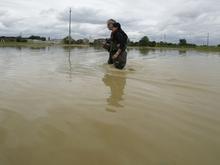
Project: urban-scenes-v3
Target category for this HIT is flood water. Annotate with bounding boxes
[0,46,220,165]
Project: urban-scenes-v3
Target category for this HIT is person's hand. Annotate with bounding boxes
[103,43,110,50]
[102,43,109,49]
[112,54,119,59]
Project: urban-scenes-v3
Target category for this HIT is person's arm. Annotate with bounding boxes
[112,33,126,59]
[112,50,122,59]
[103,39,111,52]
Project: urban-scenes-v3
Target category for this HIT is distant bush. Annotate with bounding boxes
[75,39,84,44]
[62,36,89,45]
[62,36,76,44]
[16,36,27,42]
[156,42,177,47]
[148,41,156,47]
[0,36,19,42]
[28,35,46,41]
[178,39,196,48]
[128,40,139,46]
[139,36,150,46]
[179,39,187,46]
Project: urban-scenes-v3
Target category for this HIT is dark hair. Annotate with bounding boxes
[107,19,116,24]
[113,22,121,30]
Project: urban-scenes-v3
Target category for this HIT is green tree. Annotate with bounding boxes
[179,39,187,46]
[28,35,46,41]
[62,36,75,44]
[16,36,27,42]
[149,41,156,47]
[139,36,150,46]
[76,39,84,44]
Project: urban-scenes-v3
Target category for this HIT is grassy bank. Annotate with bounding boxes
[0,41,90,48]
[0,42,53,48]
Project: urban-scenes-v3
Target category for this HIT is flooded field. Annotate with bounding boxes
[0,47,220,165]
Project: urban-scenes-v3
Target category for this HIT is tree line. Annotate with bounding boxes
[1,35,220,48]
[128,36,197,48]
[0,35,47,42]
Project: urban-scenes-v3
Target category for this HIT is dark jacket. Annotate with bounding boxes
[111,29,128,52]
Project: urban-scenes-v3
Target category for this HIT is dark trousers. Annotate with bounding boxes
[108,51,127,70]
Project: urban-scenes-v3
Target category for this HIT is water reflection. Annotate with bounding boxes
[179,50,187,55]
[67,48,73,80]
[138,48,150,56]
[103,70,127,112]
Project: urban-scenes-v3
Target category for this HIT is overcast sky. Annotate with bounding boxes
[0,0,220,44]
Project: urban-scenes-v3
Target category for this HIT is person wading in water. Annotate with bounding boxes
[103,20,128,69]
[103,19,117,65]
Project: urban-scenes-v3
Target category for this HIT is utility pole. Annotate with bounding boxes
[207,32,209,46]
[68,8,72,45]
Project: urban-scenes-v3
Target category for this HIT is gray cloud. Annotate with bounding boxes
[0,0,220,44]
[58,7,106,24]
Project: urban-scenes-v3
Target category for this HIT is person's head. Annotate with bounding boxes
[112,22,121,32]
[107,19,116,30]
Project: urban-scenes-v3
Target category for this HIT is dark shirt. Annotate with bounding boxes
[112,29,128,51]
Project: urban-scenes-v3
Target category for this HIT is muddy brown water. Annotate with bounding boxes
[0,47,220,165]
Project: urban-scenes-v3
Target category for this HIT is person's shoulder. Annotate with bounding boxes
[118,30,128,40]
[116,31,124,37]
[121,30,128,38]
